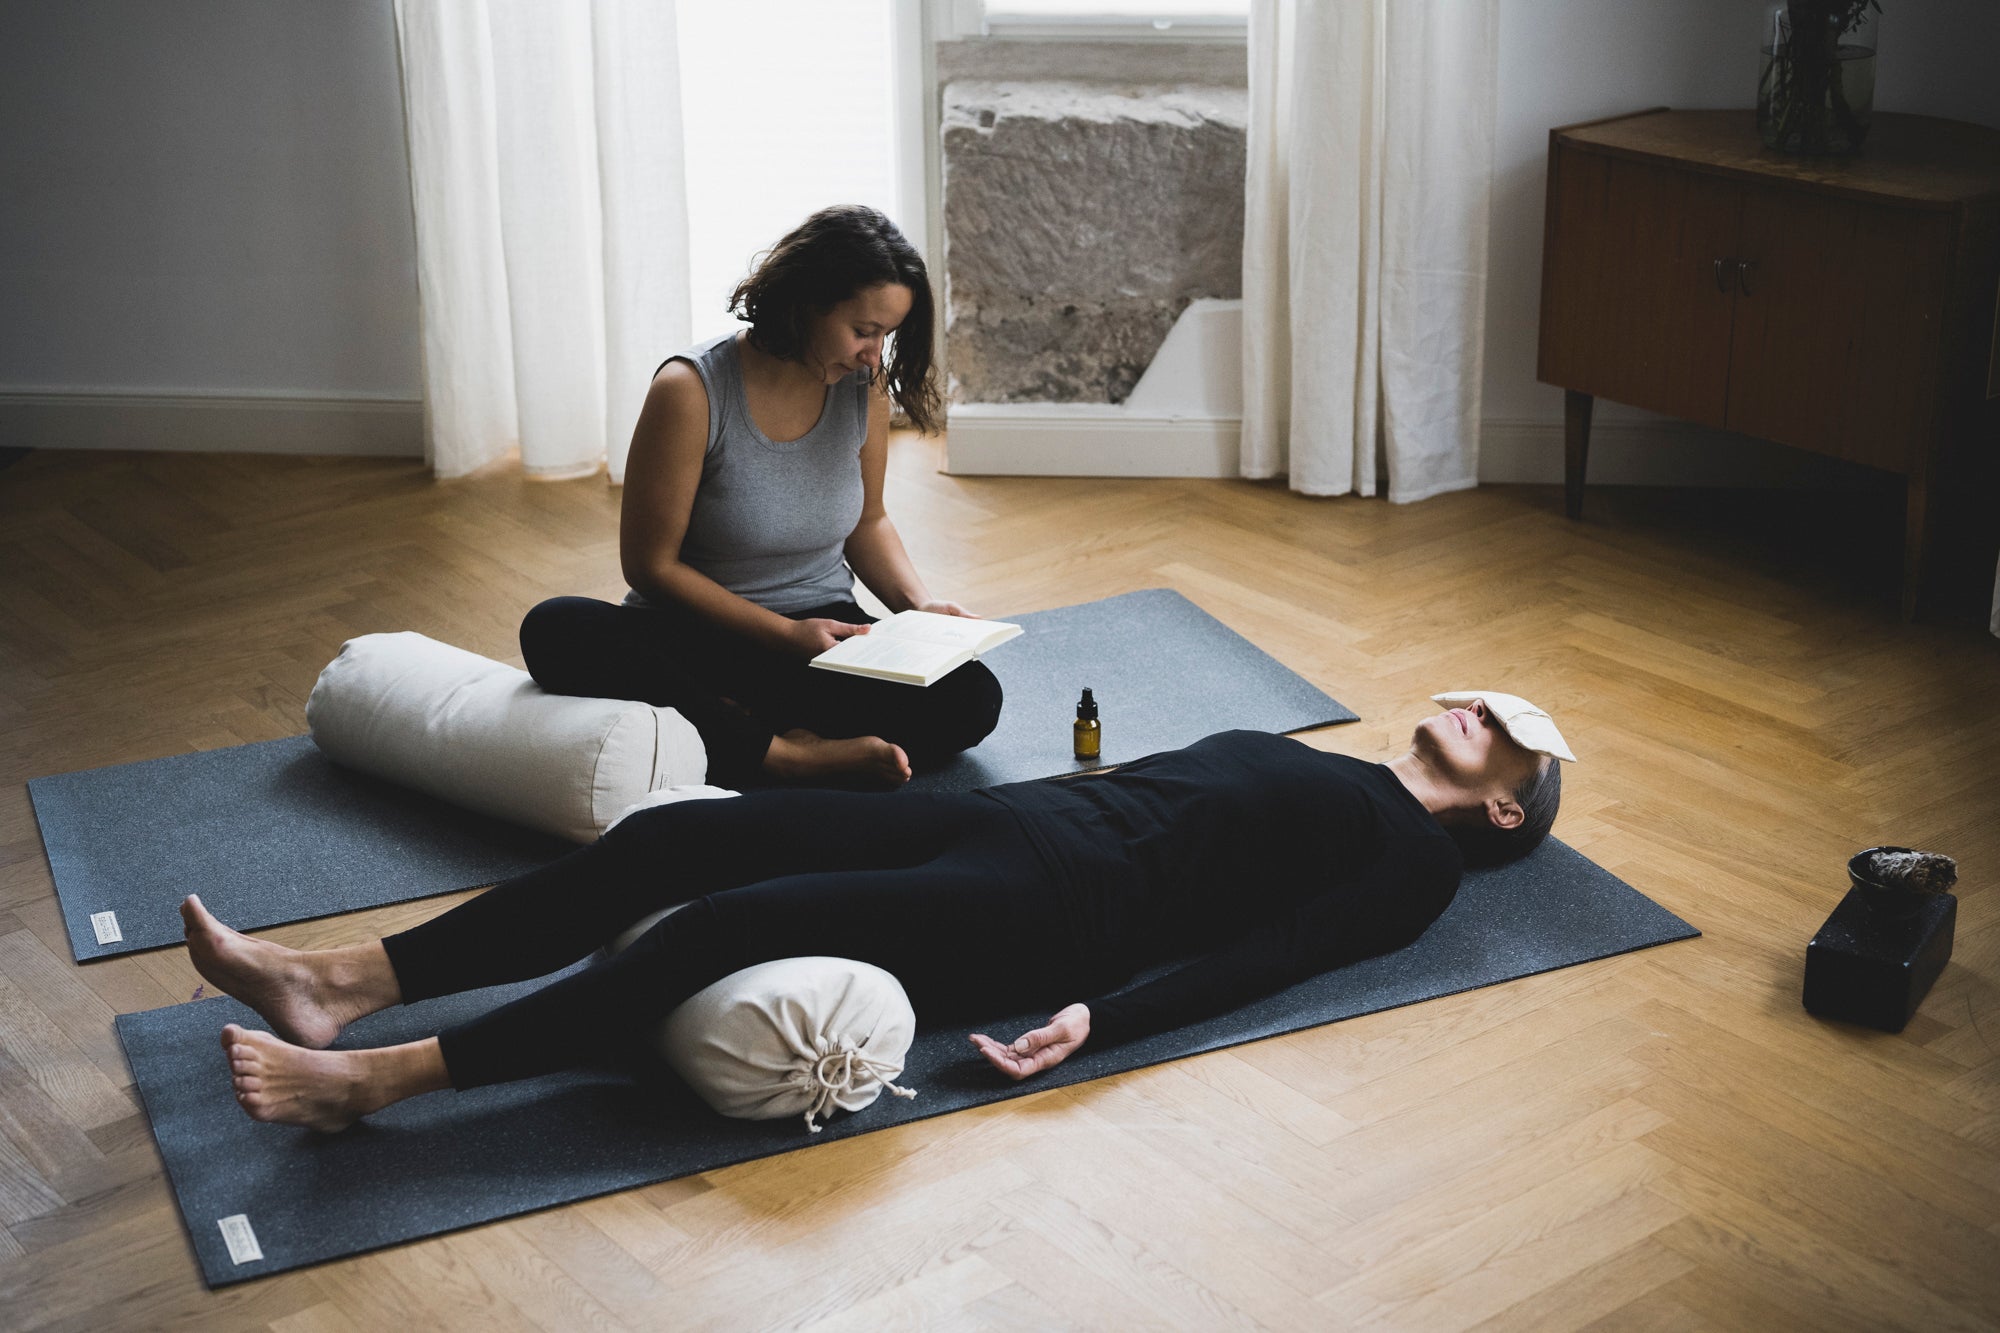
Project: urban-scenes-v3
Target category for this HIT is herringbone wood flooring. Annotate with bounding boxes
[0,436,1995,1330]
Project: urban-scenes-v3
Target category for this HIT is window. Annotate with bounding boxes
[676,3,907,344]
[975,0,1248,40]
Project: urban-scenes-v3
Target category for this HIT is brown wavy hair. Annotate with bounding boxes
[729,205,942,434]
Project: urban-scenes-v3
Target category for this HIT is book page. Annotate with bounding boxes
[813,632,964,681]
[873,610,1022,653]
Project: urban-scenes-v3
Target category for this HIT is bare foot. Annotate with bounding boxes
[219,1024,450,1132]
[220,1024,370,1132]
[181,895,377,1049]
[763,730,912,786]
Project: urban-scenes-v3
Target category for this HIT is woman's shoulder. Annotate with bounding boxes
[648,333,741,446]
[655,330,739,385]
[842,370,882,449]
[645,357,709,417]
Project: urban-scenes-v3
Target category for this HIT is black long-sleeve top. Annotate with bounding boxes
[978,730,1462,1048]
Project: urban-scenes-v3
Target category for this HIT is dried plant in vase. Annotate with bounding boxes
[1758,1,1881,154]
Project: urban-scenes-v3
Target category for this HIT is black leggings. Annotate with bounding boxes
[380,789,1103,1090]
[519,595,1004,788]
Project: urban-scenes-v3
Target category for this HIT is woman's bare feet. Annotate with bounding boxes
[181,895,398,1049]
[763,729,912,786]
[220,1024,449,1132]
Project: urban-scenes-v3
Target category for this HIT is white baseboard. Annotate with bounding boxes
[0,389,424,457]
[943,403,1240,477]
[942,405,1884,488]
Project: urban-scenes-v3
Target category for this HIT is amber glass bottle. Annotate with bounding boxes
[1073,688,1100,761]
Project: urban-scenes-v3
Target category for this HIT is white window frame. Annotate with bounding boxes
[937,0,1247,42]
[891,1,947,371]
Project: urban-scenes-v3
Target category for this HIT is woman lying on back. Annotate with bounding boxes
[180,695,1570,1130]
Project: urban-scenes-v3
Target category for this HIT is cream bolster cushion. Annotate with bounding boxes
[305,631,707,845]
[610,913,918,1135]
[662,955,918,1134]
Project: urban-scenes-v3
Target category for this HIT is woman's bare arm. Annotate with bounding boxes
[621,362,870,658]
[842,382,974,618]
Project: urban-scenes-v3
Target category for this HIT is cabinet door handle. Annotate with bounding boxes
[1736,258,1759,296]
[1714,257,1733,293]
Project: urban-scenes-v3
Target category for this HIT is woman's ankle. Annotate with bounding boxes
[318,943,403,1024]
[360,1038,452,1115]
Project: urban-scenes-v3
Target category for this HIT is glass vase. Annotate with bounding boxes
[1758,2,1879,155]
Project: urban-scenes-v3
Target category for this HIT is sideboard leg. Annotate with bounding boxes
[1564,390,1594,519]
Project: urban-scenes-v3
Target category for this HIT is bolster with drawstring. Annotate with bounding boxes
[637,954,918,1134]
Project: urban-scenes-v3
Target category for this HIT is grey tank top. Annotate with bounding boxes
[634,330,869,614]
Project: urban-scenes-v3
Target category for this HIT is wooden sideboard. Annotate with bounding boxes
[1537,108,2000,617]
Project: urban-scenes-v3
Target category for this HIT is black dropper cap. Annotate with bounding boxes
[1076,688,1097,720]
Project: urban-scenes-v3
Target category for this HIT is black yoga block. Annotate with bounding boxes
[1803,886,1955,1033]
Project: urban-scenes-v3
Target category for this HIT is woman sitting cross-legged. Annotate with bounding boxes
[181,697,1568,1132]
[521,204,997,791]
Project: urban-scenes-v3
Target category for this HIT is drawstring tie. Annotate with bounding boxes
[797,1037,916,1134]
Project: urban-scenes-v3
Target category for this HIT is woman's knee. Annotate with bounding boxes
[519,596,612,690]
[922,662,1003,751]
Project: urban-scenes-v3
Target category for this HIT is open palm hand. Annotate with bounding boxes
[969,1004,1091,1081]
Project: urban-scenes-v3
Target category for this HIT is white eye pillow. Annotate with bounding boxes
[1430,690,1577,762]
[306,631,707,844]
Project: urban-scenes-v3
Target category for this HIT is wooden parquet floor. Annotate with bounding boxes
[0,436,1996,1331]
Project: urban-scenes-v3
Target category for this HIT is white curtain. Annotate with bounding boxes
[1243,0,1496,502]
[393,0,690,482]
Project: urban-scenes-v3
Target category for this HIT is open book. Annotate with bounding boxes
[808,610,1022,687]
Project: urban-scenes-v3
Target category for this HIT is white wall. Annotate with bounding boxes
[8,1,1995,472]
[1483,0,2000,485]
[0,0,419,400]
[0,0,913,457]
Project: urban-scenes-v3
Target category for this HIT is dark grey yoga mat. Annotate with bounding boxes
[34,589,1350,959]
[30,736,571,963]
[118,838,1696,1287]
[905,588,1355,794]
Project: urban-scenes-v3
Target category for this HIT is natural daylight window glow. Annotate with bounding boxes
[984,0,1247,20]
[676,2,904,344]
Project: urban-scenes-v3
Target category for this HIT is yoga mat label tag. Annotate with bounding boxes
[90,911,122,945]
[218,1213,264,1265]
